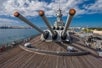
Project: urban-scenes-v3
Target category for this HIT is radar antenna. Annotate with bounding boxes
[58,0,61,10]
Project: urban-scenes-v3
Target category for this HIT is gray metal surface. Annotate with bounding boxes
[14,12,44,34]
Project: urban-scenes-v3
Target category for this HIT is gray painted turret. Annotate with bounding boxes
[14,8,76,42]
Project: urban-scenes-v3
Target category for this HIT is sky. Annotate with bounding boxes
[0,0,102,27]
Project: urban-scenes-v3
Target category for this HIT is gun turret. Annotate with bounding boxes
[14,9,76,42]
[62,9,76,40]
[39,10,57,40]
[14,12,44,34]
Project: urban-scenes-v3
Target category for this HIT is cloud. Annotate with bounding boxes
[84,0,102,14]
[1,0,84,16]
[0,0,102,17]
[2,0,48,16]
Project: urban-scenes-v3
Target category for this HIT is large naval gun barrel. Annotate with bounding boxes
[62,9,76,37]
[14,12,44,34]
[39,10,55,36]
[39,10,58,40]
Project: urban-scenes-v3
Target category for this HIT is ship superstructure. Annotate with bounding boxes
[54,9,64,28]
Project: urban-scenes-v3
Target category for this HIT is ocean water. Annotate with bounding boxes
[0,29,39,45]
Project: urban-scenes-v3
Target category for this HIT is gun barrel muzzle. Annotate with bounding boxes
[39,10,55,36]
[69,9,76,16]
[62,9,76,36]
[14,12,44,34]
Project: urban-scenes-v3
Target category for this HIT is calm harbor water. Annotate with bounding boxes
[0,29,39,45]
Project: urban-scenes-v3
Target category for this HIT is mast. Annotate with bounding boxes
[54,0,64,28]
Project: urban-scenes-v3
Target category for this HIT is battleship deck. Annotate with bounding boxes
[0,35,102,68]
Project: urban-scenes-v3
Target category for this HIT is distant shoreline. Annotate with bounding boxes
[0,28,32,29]
[0,26,31,29]
[88,27,102,31]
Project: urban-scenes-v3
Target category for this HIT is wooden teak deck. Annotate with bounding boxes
[0,35,102,68]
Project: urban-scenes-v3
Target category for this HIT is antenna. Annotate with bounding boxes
[58,0,61,9]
